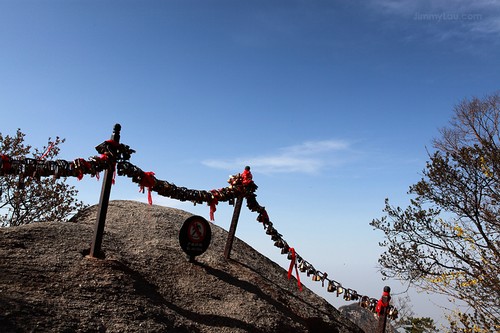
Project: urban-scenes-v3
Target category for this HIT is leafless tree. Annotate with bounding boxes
[371,92,499,332]
[0,129,86,227]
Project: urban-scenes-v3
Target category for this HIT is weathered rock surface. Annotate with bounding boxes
[340,302,396,333]
[0,200,363,333]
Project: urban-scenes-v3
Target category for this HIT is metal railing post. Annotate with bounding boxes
[224,196,243,259]
[89,124,121,258]
[376,286,391,333]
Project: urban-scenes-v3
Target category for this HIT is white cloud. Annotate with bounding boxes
[202,139,351,175]
[471,16,500,35]
[281,140,349,155]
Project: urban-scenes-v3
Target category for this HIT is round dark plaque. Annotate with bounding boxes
[179,215,212,259]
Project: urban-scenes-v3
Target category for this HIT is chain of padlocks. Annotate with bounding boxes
[0,138,398,320]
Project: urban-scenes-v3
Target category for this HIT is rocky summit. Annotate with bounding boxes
[0,200,364,333]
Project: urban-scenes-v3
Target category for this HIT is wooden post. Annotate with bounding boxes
[376,286,391,333]
[89,124,121,258]
[377,311,388,333]
[224,196,243,259]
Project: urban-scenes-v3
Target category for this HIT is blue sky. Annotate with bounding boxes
[1,0,499,327]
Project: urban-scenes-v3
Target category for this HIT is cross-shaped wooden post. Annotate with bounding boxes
[89,124,121,258]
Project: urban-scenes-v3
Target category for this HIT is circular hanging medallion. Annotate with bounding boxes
[179,215,212,258]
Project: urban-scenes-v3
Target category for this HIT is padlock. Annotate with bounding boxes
[320,273,328,287]
[327,281,335,292]
[345,289,358,301]
[336,285,344,297]
[343,289,351,301]
[312,273,322,282]
[14,159,24,175]
[55,159,70,178]
[197,191,204,204]
[116,161,126,176]
[45,160,57,177]
[94,141,108,155]
[257,209,269,224]
[368,298,378,312]
[350,290,359,301]
[298,261,307,273]
[21,158,35,178]
[118,143,135,160]
[280,243,289,254]
[360,296,370,308]
[34,160,46,177]
[388,306,398,320]
[262,220,271,230]
[34,160,44,177]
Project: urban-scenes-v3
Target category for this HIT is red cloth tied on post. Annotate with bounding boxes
[74,158,92,181]
[376,291,391,316]
[94,154,111,181]
[139,171,156,205]
[287,248,302,291]
[241,167,253,185]
[0,154,11,173]
[95,154,113,181]
[209,190,219,221]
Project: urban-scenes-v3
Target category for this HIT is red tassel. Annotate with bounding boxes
[241,167,253,185]
[38,142,54,160]
[376,291,391,315]
[139,171,156,205]
[209,190,219,221]
[0,154,11,172]
[73,158,93,181]
[287,248,302,291]
[94,154,109,182]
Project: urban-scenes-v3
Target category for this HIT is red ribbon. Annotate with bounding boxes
[0,155,11,172]
[241,169,253,185]
[74,158,92,181]
[139,171,156,205]
[38,142,54,160]
[94,154,110,181]
[209,190,219,221]
[376,291,391,315]
[287,248,302,291]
